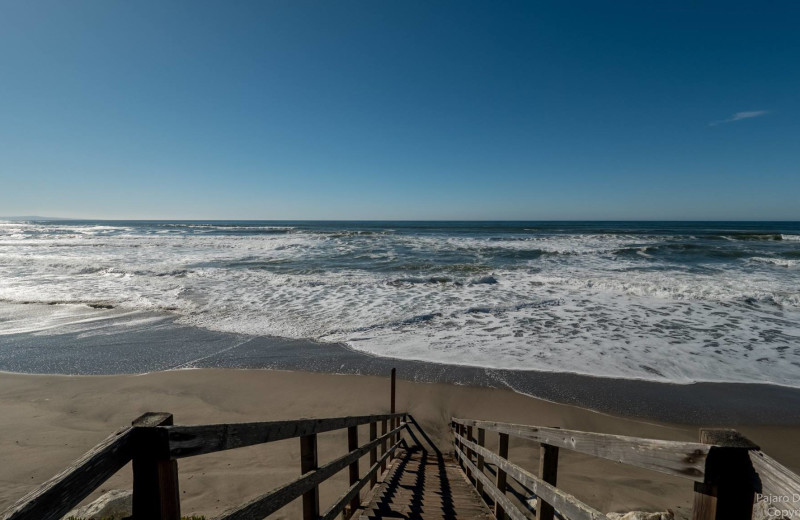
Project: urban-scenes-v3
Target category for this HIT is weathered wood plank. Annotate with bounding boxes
[0,427,134,520]
[133,412,174,428]
[217,423,406,520]
[453,418,710,482]
[168,413,405,458]
[751,450,800,500]
[357,448,493,520]
[456,433,609,520]
[454,443,527,520]
[700,429,759,450]
[320,438,403,520]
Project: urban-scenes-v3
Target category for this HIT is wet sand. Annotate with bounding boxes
[1,369,798,519]
[3,309,800,425]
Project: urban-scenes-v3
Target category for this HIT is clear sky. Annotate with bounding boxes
[1,1,798,220]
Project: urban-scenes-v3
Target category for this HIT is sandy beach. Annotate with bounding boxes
[3,1,799,517]
[1,368,798,519]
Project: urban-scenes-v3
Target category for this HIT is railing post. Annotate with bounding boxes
[346,425,360,518]
[457,424,465,470]
[131,412,180,520]
[495,432,509,520]
[692,429,758,520]
[466,426,474,481]
[300,433,319,520]
[390,368,396,453]
[476,427,486,498]
[538,443,559,520]
[370,421,378,488]
[380,419,388,473]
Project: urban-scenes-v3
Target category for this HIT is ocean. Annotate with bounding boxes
[1,220,798,387]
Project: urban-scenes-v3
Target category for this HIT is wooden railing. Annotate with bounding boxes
[1,370,406,520]
[452,418,800,520]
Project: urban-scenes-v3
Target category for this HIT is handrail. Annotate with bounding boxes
[453,447,527,520]
[217,421,407,519]
[750,450,800,499]
[2,369,407,520]
[3,414,410,520]
[453,417,710,481]
[454,432,609,520]
[0,427,135,520]
[452,418,799,520]
[166,413,407,459]
[320,438,404,520]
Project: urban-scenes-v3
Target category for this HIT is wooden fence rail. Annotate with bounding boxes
[217,422,406,520]
[0,427,135,520]
[453,418,712,481]
[750,450,800,500]
[1,370,406,520]
[167,413,405,459]
[452,418,800,520]
[454,432,609,520]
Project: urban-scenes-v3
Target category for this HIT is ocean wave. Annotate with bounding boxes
[748,257,799,268]
[720,233,785,241]
[1,220,799,386]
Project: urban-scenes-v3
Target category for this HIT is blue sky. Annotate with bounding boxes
[1,1,798,220]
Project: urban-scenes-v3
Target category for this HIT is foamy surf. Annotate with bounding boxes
[0,220,798,387]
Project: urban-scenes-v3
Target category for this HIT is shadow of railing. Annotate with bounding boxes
[361,416,460,520]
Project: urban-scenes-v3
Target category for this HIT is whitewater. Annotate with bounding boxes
[0,220,798,387]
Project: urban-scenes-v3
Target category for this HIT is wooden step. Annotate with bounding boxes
[356,447,493,520]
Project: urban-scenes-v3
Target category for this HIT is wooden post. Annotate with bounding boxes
[380,419,388,473]
[300,434,319,520]
[467,425,474,460]
[454,424,460,464]
[369,421,378,488]
[495,432,509,520]
[691,429,758,520]
[390,368,397,451]
[465,426,474,481]
[538,443,559,520]
[457,424,465,470]
[476,427,486,498]
[131,412,180,520]
[346,425,360,518]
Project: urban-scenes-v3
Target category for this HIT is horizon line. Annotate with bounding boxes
[3,217,800,223]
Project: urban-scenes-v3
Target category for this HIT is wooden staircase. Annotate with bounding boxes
[358,447,492,520]
[3,368,799,520]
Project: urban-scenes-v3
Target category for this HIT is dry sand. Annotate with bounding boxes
[1,369,798,519]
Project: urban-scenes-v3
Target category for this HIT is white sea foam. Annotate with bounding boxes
[1,221,799,386]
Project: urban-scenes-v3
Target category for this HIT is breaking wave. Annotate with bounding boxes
[0,219,799,387]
